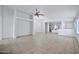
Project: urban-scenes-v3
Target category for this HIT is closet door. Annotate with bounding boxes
[15,10,33,37]
[2,6,15,39]
[15,19,32,37]
[0,6,2,40]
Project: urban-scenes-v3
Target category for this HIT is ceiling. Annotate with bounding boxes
[7,5,79,21]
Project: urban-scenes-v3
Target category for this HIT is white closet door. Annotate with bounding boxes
[2,6,14,39]
[15,19,32,37]
[0,15,2,40]
[0,6,2,40]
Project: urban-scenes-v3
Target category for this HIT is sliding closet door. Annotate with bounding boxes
[15,9,33,37]
[0,6,2,40]
[2,6,15,39]
[15,19,33,37]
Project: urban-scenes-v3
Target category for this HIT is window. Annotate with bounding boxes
[75,19,79,34]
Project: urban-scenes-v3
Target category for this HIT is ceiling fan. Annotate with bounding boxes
[32,9,45,17]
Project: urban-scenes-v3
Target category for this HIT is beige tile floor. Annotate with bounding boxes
[0,33,79,54]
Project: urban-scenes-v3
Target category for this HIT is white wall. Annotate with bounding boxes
[30,22,33,34]
[15,19,33,37]
[15,9,33,37]
[45,18,75,36]
[2,6,15,38]
[33,16,75,34]
[0,6,2,40]
[64,21,74,29]
[1,5,77,38]
[58,21,75,36]
[33,16,45,34]
[2,6,33,38]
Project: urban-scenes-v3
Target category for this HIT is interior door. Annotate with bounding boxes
[45,23,48,33]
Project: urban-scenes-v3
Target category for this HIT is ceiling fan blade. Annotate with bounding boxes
[32,9,45,17]
[37,11,40,13]
[38,14,44,16]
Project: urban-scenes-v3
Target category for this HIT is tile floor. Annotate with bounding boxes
[0,33,79,54]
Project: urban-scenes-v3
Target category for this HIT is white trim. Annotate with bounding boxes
[13,9,16,39]
[16,17,33,22]
[77,19,79,34]
[0,16,2,40]
[0,6,2,40]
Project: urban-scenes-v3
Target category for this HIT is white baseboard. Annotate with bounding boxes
[2,34,32,40]
[2,37,14,40]
[16,34,32,38]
